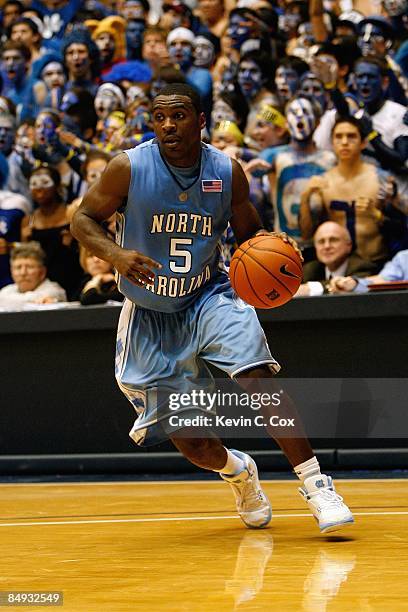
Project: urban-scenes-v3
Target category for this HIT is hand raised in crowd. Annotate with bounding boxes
[58,129,85,151]
[112,249,162,288]
[108,126,126,151]
[309,55,338,89]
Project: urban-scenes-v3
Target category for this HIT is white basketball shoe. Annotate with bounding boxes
[221,449,272,529]
[299,474,354,533]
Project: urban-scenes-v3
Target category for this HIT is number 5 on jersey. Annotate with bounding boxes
[169,238,193,273]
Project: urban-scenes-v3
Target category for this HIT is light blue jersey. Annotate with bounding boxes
[114,139,279,446]
[118,140,232,312]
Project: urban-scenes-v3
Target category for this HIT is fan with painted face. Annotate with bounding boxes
[285,96,319,142]
[94,83,125,120]
[194,36,216,69]
[299,73,328,114]
[357,17,394,58]
[40,61,66,90]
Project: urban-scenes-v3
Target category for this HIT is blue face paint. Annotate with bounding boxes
[126,20,145,50]
[299,77,327,113]
[168,42,192,70]
[219,63,237,94]
[358,23,387,56]
[278,12,301,33]
[237,60,263,100]
[0,125,14,154]
[286,98,317,141]
[129,107,151,133]
[228,15,251,50]
[35,115,57,146]
[355,62,383,104]
[275,66,299,103]
[0,52,26,86]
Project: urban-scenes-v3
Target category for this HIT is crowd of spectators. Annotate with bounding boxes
[0,0,407,309]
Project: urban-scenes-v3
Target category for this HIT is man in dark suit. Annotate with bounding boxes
[295,221,378,296]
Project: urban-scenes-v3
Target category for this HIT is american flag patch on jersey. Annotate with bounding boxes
[202,179,223,192]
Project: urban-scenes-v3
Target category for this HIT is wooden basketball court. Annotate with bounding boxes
[1,478,407,611]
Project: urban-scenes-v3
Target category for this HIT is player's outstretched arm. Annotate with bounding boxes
[71,153,161,287]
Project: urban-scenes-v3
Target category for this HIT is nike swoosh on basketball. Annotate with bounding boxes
[280,264,300,279]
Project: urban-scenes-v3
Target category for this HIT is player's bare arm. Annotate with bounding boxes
[230,160,303,260]
[71,153,161,287]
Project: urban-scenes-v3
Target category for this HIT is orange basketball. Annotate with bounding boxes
[229,235,303,309]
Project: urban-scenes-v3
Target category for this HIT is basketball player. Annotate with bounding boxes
[71,83,353,533]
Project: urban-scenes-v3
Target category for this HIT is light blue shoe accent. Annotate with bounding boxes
[299,474,354,534]
[221,449,272,529]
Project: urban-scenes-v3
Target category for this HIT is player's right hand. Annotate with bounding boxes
[113,249,162,287]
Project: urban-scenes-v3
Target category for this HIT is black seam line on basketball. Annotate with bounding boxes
[244,251,292,295]
[239,258,271,306]
[239,237,302,275]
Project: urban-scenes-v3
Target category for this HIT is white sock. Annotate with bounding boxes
[217,448,245,475]
[294,456,321,483]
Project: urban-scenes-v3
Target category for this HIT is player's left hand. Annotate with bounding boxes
[256,230,304,262]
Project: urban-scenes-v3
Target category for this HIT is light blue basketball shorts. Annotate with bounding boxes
[115,277,280,446]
